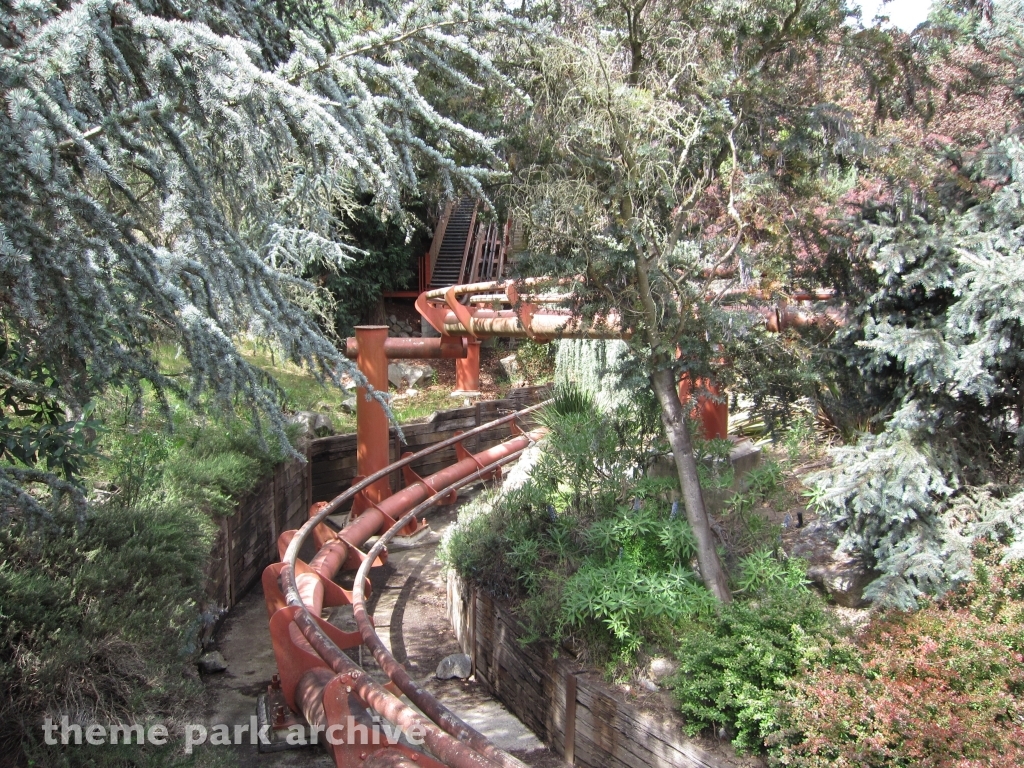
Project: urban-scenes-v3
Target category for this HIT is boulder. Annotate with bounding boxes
[499,354,524,386]
[340,396,357,414]
[807,552,876,608]
[388,362,433,389]
[649,656,679,682]
[435,653,473,680]
[197,651,227,674]
[287,411,320,448]
[288,410,335,441]
[312,413,333,437]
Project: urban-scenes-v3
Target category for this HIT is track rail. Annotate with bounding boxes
[264,401,550,768]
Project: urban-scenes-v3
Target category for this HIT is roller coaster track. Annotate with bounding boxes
[263,403,550,768]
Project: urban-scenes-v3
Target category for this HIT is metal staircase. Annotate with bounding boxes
[428,198,478,289]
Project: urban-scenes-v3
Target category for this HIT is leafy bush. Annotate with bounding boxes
[308,204,428,336]
[556,502,715,660]
[773,551,1024,767]
[670,565,848,753]
[514,339,557,384]
[444,387,808,677]
[1,333,98,527]
[95,396,291,518]
[0,389,293,766]
[439,482,551,601]
[443,388,697,661]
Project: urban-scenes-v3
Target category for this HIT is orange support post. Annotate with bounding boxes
[678,374,729,440]
[453,337,481,395]
[355,326,392,502]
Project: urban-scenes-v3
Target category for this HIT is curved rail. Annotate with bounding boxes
[415,278,625,341]
[350,450,533,767]
[269,401,550,768]
[415,277,843,340]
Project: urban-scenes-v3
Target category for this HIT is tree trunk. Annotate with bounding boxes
[651,367,732,603]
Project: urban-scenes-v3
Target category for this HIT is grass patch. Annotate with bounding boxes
[1,487,223,766]
[1,372,299,766]
[157,342,486,436]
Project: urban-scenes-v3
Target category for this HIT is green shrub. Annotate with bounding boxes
[671,572,849,753]
[439,483,551,600]
[514,340,557,383]
[96,396,291,518]
[0,388,294,766]
[443,389,700,663]
[445,385,816,681]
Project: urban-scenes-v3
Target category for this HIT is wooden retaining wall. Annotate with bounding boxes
[206,455,311,609]
[309,385,550,505]
[446,574,739,768]
[207,384,550,609]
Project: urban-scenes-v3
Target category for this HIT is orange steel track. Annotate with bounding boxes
[264,404,548,768]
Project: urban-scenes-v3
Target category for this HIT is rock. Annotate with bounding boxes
[388,362,433,389]
[312,413,333,437]
[806,549,876,608]
[646,453,676,482]
[197,651,227,674]
[388,314,397,324]
[729,439,762,480]
[435,653,473,680]
[289,410,317,435]
[199,606,226,650]
[639,679,660,692]
[649,656,678,682]
[287,411,320,448]
[421,318,441,338]
[288,410,335,440]
[340,396,357,414]
[499,354,521,382]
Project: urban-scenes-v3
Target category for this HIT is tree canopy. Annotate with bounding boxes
[0,0,521,523]
[503,0,912,599]
[810,0,1024,607]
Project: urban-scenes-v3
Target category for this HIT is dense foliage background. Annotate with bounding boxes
[3,0,1024,765]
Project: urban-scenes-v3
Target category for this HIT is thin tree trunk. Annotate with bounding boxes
[651,367,732,603]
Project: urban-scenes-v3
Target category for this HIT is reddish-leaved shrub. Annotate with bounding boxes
[772,552,1024,767]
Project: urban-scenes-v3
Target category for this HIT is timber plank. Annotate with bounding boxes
[311,465,360,486]
[445,573,737,768]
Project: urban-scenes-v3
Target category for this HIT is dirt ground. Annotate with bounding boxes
[384,298,532,399]
[202,492,566,768]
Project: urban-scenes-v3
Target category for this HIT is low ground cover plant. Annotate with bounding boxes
[1,488,217,765]
[672,572,851,753]
[772,546,1024,767]
[1,385,292,766]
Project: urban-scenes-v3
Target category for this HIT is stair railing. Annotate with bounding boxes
[426,199,455,287]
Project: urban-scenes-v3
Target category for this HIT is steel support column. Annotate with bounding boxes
[454,338,481,395]
[355,326,392,502]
